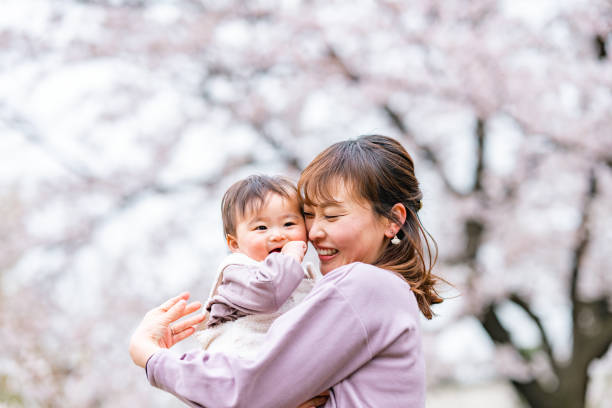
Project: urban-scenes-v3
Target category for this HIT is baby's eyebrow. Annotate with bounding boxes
[249,213,301,223]
[281,213,303,220]
[247,214,269,223]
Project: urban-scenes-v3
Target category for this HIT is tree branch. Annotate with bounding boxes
[563,168,612,407]
[473,117,485,192]
[509,293,559,374]
[38,153,255,254]
[570,169,597,308]
[511,379,558,408]
[594,34,608,60]
[326,46,360,83]
[251,122,303,172]
[324,45,469,198]
[2,104,100,184]
[480,303,512,344]
[382,104,467,198]
[480,302,562,408]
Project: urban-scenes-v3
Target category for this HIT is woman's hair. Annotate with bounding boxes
[298,135,443,319]
[222,175,298,237]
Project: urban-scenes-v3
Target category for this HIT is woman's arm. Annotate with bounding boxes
[143,283,373,408]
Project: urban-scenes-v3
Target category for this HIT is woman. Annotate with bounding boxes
[129,135,443,407]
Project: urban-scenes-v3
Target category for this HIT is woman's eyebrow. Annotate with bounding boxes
[306,202,343,210]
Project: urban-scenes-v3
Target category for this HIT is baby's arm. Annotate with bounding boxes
[207,250,305,325]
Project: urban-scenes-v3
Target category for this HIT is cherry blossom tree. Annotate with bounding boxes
[1,0,610,406]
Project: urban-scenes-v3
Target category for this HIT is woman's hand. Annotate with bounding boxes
[296,390,331,408]
[129,292,206,368]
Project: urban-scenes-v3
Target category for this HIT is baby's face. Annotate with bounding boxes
[227,193,307,261]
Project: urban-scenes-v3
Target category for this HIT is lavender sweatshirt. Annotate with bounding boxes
[146,261,425,408]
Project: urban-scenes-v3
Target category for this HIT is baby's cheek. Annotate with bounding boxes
[297,227,308,240]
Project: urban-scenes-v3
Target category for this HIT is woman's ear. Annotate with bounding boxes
[226,234,240,253]
[384,203,407,238]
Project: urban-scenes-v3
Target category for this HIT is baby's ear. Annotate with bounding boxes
[226,234,240,253]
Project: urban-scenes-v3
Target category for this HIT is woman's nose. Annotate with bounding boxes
[307,220,325,240]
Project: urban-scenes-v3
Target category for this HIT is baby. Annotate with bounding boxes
[196,175,316,358]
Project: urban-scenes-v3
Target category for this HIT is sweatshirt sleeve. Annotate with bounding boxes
[206,253,304,326]
[146,279,374,408]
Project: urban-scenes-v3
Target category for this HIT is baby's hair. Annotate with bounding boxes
[299,135,443,319]
[222,175,299,238]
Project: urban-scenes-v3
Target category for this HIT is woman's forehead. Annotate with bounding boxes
[302,180,370,208]
[303,177,346,202]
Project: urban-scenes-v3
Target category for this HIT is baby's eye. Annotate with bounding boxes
[284,221,296,227]
[254,225,267,231]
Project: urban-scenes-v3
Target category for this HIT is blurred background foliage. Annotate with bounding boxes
[1,0,611,407]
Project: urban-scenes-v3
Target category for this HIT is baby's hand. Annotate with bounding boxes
[281,241,307,263]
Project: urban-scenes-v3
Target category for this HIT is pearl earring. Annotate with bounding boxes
[391,235,401,245]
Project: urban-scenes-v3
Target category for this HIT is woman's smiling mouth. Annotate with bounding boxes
[315,247,338,256]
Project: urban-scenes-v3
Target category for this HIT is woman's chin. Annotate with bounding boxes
[319,255,341,275]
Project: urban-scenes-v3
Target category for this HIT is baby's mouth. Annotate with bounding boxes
[268,248,282,254]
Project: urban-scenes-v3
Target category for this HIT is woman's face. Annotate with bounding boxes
[303,185,390,275]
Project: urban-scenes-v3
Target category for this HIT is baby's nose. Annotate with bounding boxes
[269,228,286,241]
